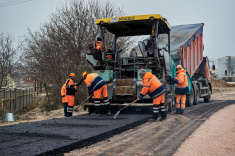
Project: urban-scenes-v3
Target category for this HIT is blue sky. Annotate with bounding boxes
[1,0,234,65]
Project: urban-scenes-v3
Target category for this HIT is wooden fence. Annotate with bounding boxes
[0,88,35,112]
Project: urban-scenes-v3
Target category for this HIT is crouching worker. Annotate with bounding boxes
[65,73,78,116]
[138,69,166,121]
[61,84,68,116]
[172,65,189,114]
[78,71,111,116]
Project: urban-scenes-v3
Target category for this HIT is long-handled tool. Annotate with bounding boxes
[74,94,93,111]
[113,98,140,119]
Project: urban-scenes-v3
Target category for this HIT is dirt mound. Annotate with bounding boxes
[212,79,235,88]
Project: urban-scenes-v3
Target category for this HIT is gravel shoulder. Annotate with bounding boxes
[174,84,235,156]
[173,104,235,156]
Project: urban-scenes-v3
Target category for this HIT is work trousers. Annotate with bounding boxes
[67,95,75,107]
[93,85,110,113]
[175,94,186,109]
[152,93,166,119]
[175,94,186,114]
[67,106,74,116]
[63,103,68,116]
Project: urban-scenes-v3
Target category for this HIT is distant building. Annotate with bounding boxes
[24,75,42,95]
[218,56,235,81]
[1,72,17,88]
[211,69,218,80]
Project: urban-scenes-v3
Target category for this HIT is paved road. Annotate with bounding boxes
[0,114,151,156]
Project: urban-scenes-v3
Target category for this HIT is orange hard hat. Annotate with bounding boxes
[82,71,88,78]
[176,65,182,69]
[69,73,75,77]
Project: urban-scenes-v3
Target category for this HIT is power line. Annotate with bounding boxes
[0,0,34,8]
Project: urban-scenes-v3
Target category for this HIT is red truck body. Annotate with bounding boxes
[159,23,212,105]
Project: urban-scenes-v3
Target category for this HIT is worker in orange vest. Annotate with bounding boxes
[172,65,189,114]
[61,84,68,116]
[94,37,112,59]
[65,73,78,116]
[78,71,111,116]
[138,69,166,121]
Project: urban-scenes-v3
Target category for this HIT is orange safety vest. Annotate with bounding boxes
[84,73,106,92]
[174,69,189,95]
[65,78,77,95]
[140,72,165,99]
[61,84,68,103]
[94,41,112,59]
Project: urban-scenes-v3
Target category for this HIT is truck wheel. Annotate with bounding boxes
[204,90,211,103]
[193,85,200,105]
[186,88,194,107]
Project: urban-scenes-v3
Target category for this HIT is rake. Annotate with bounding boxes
[74,94,93,111]
[113,98,140,119]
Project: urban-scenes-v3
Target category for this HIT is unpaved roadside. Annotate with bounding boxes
[174,104,235,156]
[174,85,235,156]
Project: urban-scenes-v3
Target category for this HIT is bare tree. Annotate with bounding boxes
[23,0,129,110]
[225,56,235,77]
[0,32,22,88]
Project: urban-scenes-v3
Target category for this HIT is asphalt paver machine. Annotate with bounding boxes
[85,14,176,113]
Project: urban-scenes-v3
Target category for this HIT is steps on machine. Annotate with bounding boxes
[114,79,135,96]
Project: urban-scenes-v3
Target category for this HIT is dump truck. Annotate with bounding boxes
[84,14,176,113]
[158,23,212,106]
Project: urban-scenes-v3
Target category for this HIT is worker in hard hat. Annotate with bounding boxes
[61,83,68,116]
[65,73,78,116]
[94,37,112,59]
[79,71,111,116]
[94,37,107,52]
[138,69,166,121]
[172,65,189,114]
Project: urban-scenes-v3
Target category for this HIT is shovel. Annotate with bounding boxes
[113,98,140,119]
[74,94,93,111]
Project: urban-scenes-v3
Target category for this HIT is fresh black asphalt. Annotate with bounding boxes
[0,113,151,156]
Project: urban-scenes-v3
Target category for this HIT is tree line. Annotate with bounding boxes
[0,0,131,110]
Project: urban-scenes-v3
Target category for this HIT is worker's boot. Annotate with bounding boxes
[104,97,111,115]
[91,106,100,116]
[180,108,185,114]
[149,105,159,122]
[106,104,111,115]
[159,103,167,121]
[174,108,180,114]
[91,99,100,116]
[67,106,73,117]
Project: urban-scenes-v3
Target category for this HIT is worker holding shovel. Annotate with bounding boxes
[138,69,166,122]
[77,71,111,116]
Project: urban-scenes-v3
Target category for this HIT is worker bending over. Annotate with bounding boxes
[77,71,111,116]
[138,69,166,121]
[172,65,189,114]
[65,73,78,116]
